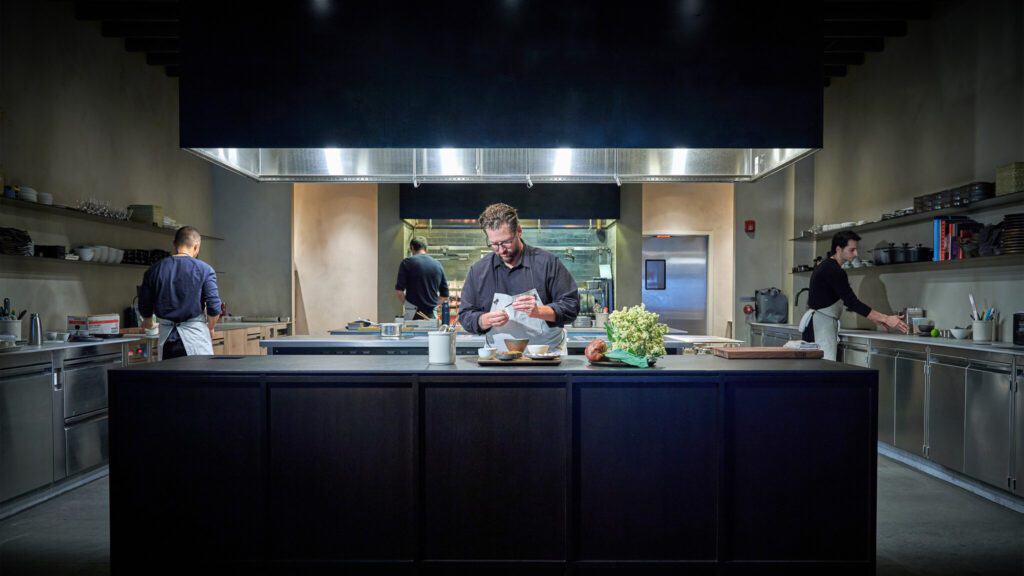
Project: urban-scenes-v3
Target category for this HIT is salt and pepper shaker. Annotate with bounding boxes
[29,313,43,346]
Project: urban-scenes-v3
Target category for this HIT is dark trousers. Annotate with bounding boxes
[162,337,187,360]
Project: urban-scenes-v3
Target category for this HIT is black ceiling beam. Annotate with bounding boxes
[824,52,866,66]
[824,21,908,38]
[100,21,179,38]
[125,38,179,53]
[146,52,180,66]
[75,2,180,22]
[824,2,931,21]
[824,65,848,78]
[824,37,885,52]
[165,66,180,78]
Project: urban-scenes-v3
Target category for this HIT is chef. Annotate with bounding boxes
[139,226,222,359]
[799,230,908,360]
[458,203,580,353]
[395,236,449,320]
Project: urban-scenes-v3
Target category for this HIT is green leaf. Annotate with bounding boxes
[605,324,614,342]
[605,349,650,368]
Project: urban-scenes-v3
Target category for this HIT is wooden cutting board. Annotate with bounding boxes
[713,347,824,359]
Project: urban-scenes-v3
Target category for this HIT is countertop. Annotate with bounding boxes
[215,321,290,331]
[0,336,143,356]
[261,334,727,350]
[112,353,870,374]
[749,321,1024,357]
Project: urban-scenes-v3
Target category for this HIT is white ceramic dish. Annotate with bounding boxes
[950,328,971,340]
[76,246,95,261]
[526,344,549,355]
[525,353,561,360]
[477,347,496,359]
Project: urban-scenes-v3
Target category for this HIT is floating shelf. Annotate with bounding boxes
[790,253,1024,275]
[0,253,225,274]
[0,196,224,241]
[790,191,1024,242]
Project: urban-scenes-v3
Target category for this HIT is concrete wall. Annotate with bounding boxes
[643,183,735,337]
[813,0,1024,340]
[0,0,214,331]
[614,184,643,308]
[734,169,791,343]
[210,170,293,318]
[292,183,378,335]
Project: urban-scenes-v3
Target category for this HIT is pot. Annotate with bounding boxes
[908,244,933,263]
[872,243,895,265]
[892,243,911,264]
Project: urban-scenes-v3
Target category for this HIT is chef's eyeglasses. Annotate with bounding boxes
[487,238,517,250]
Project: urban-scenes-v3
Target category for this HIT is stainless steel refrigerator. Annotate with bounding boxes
[641,235,708,334]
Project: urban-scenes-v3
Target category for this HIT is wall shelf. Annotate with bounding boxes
[790,253,1024,276]
[790,191,1024,242]
[0,196,224,241]
[0,253,226,274]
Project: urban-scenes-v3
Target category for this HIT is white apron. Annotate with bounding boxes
[158,315,214,356]
[797,299,844,361]
[485,288,568,355]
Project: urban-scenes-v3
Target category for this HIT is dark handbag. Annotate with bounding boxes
[754,287,789,324]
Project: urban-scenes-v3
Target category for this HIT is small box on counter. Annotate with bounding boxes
[67,313,120,334]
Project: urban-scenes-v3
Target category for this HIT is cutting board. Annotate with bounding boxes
[713,347,824,359]
[473,356,562,366]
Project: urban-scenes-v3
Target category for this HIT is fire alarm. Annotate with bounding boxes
[744,220,756,234]
[743,304,755,315]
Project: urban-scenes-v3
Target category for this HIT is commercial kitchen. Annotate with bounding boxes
[0,1,1022,575]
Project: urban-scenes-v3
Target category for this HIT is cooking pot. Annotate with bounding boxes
[872,243,895,265]
[892,243,911,264]
[908,244,933,263]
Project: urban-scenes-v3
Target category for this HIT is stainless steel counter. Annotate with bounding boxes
[0,336,144,356]
[749,322,1024,357]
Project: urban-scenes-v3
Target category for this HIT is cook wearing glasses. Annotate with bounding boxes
[458,203,580,353]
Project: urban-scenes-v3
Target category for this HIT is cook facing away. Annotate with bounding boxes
[800,230,908,360]
[395,236,449,320]
[139,226,222,359]
[458,203,580,353]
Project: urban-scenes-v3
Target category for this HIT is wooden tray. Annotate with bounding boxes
[587,359,633,367]
[472,356,562,366]
[713,347,824,359]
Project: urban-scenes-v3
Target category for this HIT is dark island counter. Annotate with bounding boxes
[109,355,878,574]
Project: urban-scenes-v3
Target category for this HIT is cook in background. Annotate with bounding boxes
[139,226,221,359]
[395,236,449,320]
[458,203,579,352]
[799,230,908,360]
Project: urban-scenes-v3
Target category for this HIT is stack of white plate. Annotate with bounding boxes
[37,192,53,205]
[16,187,37,202]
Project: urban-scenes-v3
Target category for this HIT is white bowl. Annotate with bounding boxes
[76,246,95,261]
[37,192,53,205]
[950,328,971,340]
[526,344,549,355]
[95,246,109,263]
[477,347,496,359]
[111,248,124,263]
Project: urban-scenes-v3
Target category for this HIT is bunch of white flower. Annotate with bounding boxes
[606,304,669,358]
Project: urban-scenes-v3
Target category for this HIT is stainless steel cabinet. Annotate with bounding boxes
[1015,368,1023,496]
[841,345,869,368]
[894,355,927,455]
[66,415,108,476]
[927,360,966,472]
[0,367,54,502]
[964,364,1013,490]
[750,328,763,347]
[871,351,897,445]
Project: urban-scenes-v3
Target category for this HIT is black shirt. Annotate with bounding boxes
[802,257,872,340]
[138,255,222,342]
[458,243,580,334]
[395,253,449,316]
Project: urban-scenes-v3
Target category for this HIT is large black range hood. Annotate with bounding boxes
[181,1,821,183]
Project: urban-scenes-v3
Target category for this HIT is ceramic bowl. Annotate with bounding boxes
[94,246,109,263]
[111,248,124,264]
[950,328,971,340]
[526,344,549,355]
[504,338,529,353]
[477,347,496,359]
[496,351,522,361]
[76,246,95,261]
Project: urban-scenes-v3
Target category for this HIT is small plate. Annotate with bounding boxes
[525,353,561,361]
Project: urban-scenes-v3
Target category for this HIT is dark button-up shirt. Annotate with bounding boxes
[138,255,222,325]
[458,243,579,334]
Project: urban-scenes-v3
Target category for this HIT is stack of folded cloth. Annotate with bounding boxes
[0,227,33,256]
[783,340,821,350]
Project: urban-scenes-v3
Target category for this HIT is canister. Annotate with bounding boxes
[428,326,456,365]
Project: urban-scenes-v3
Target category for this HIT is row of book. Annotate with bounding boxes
[932,217,981,261]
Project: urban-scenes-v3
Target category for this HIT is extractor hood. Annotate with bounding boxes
[187,148,815,184]
[181,2,821,184]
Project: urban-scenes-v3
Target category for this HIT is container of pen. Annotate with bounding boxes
[972,319,996,342]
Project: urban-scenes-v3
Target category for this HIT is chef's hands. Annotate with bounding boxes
[883,314,909,334]
[512,295,539,318]
[479,310,510,330]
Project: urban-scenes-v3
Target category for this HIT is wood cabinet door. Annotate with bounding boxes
[224,329,246,355]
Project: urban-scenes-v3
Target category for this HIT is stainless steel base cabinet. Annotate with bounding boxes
[65,414,108,477]
[927,360,967,472]
[964,364,1013,491]
[872,352,897,445]
[0,364,54,502]
[894,355,927,455]
[1015,367,1023,496]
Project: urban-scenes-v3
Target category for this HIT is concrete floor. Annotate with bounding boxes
[0,456,1021,575]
